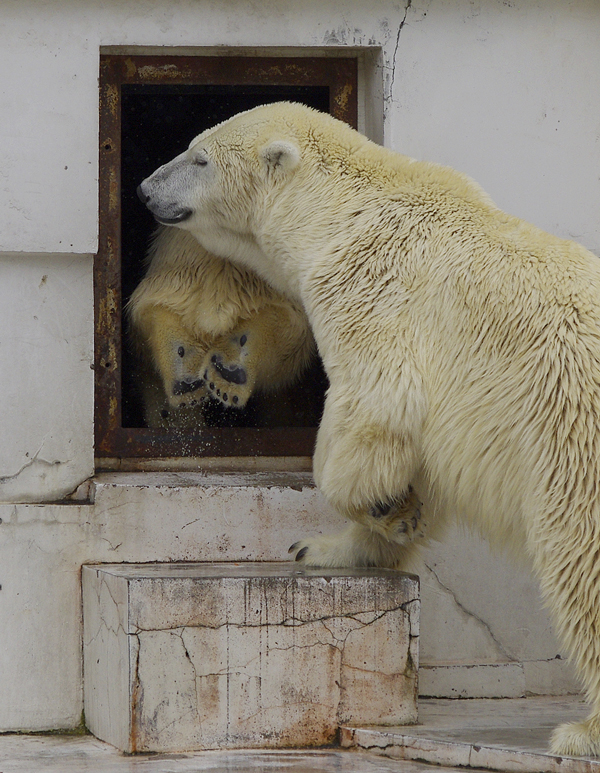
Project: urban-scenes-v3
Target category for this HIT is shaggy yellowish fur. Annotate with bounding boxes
[128,225,314,423]
[139,102,600,757]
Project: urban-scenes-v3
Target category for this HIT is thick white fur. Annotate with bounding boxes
[139,102,600,757]
[128,225,314,423]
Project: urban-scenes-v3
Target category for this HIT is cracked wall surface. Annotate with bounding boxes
[412,524,578,698]
[83,564,418,752]
[0,255,94,502]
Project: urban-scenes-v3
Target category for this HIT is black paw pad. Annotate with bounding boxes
[370,501,392,518]
[213,357,247,385]
[172,378,205,395]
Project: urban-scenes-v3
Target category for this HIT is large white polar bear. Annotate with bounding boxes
[139,102,600,757]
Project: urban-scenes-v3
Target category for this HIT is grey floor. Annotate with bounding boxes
[0,737,478,773]
[1,697,596,773]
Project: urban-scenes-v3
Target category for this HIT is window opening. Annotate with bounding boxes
[96,55,358,460]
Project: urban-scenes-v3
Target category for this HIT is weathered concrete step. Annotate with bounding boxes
[88,471,339,564]
[83,561,420,753]
[341,696,597,773]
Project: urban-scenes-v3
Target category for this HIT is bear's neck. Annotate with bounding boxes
[252,177,375,305]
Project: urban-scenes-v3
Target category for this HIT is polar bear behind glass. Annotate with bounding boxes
[139,101,600,757]
[128,224,316,425]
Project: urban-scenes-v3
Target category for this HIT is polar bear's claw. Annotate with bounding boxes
[366,486,424,544]
[287,524,418,569]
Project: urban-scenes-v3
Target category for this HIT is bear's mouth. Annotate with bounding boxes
[152,209,193,226]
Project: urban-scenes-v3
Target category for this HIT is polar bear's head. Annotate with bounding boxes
[137,103,305,268]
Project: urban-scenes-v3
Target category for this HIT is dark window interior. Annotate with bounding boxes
[95,55,357,461]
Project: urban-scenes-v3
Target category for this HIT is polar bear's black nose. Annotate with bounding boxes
[137,184,150,204]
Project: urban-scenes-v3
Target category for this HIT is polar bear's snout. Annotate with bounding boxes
[137,180,193,226]
[137,151,197,226]
[136,184,150,205]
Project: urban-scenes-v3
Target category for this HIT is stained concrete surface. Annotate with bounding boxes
[2,696,599,773]
[0,738,483,773]
[1,474,577,733]
[343,696,600,773]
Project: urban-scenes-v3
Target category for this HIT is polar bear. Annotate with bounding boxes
[128,224,315,425]
[138,102,600,757]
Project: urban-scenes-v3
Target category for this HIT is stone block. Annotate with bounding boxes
[82,562,419,753]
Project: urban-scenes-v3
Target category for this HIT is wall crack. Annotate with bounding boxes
[0,444,66,484]
[385,0,413,115]
[425,562,513,662]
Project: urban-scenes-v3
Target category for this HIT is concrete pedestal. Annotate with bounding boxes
[82,562,419,753]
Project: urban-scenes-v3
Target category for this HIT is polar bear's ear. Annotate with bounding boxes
[260,140,300,175]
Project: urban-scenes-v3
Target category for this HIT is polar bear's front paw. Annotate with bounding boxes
[202,333,254,408]
[288,535,363,568]
[288,522,414,570]
[368,486,425,545]
[550,718,600,758]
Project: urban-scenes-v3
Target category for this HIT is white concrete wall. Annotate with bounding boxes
[0,254,94,502]
[0,0,597,730]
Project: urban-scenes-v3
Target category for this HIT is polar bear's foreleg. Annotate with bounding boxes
[290,388,426,568]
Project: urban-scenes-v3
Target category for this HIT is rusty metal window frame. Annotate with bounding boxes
[95,54,358,461]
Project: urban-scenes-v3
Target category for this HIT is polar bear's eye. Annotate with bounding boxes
[193,152,208,167]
